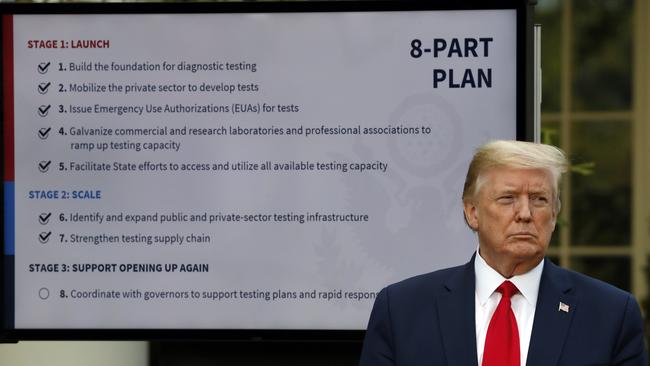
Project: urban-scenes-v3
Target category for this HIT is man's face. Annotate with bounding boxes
[463,166,557,276]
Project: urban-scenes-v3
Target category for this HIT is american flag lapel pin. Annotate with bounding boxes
[558,302,570,313]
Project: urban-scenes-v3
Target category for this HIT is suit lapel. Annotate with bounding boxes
[436,258,478,366]
[526,259,577,366]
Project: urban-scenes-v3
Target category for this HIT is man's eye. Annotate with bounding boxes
[533,196,549,206]
[497,196,514,203]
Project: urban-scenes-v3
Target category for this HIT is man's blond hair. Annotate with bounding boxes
[462,140,569,212]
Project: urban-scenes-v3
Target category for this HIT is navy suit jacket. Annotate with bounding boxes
[360,257,647,366]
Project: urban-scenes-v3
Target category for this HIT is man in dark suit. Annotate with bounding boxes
[360,140,647,366]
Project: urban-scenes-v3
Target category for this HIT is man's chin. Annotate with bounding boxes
[506,241,545,259]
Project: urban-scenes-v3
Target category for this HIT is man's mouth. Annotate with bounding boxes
[510,232,536,239]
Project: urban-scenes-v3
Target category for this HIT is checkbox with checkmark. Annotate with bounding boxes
[39,212,52,225]
[39,231,52,244]
[38,105,51,117]
[38,160,51,173]
[38,62,51,74]
[38,127,51,140]
[38,82,51,94]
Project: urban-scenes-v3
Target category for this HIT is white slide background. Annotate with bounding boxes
[10,10,516,329]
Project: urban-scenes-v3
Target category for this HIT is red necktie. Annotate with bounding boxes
[482,280,520,366]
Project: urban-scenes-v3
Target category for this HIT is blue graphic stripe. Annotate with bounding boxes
[4,181,14,255]
[4,255,14,329]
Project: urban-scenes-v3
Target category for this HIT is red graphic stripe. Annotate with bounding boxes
[2,14,14,181]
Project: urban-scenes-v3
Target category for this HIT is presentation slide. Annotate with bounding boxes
[4,9,517,330]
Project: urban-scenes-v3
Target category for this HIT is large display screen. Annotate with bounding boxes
[1,1,529,339]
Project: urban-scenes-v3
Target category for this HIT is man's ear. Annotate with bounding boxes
[463,200,479,231]
[551,199,561,228]
[550,205,558,231]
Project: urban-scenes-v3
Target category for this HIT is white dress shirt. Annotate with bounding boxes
[475,250,544,366]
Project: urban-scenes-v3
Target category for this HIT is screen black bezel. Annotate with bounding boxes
[0,0,532,341]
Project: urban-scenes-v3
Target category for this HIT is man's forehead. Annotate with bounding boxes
[483,167,553,190]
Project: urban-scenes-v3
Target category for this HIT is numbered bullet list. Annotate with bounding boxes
[10,10,509,329]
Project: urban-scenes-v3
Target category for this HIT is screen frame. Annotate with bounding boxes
[0,0,533,341]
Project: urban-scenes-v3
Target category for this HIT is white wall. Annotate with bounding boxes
[0,342,148,366]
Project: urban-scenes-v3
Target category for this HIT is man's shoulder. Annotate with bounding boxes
[383,262,470,298]
[545,260,633,304]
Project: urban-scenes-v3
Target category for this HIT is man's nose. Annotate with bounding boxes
[514,198,533,221]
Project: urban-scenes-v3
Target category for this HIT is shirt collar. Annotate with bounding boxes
[474,248,544,307]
